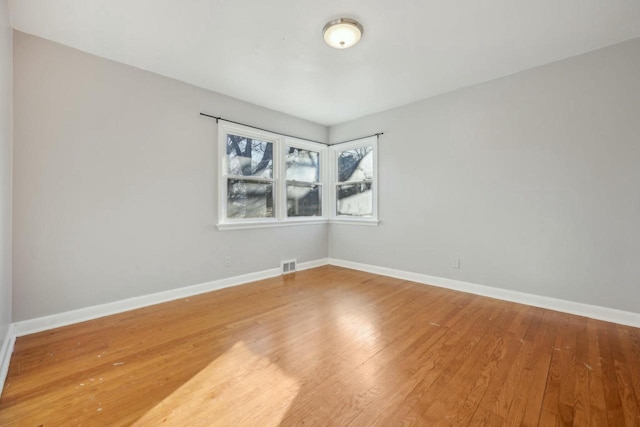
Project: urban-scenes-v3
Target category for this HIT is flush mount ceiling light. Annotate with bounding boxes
[323,18,363,49]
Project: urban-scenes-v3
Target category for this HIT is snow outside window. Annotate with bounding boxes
[330,136,379,225]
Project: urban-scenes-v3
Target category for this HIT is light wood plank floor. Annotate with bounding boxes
[1,266,639,426]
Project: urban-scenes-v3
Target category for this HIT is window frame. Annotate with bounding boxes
[281,137,327,220]
[217,122,329,230]
[329,136,379,225]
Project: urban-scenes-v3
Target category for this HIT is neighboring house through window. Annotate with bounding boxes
[330,136,378,224]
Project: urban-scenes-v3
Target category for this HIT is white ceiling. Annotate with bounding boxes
[8,0,640,126]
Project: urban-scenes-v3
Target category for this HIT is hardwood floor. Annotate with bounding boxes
[0,266,639,426]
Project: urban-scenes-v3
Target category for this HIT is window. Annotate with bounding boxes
[330,136,378,224]
[218,123,327,229]
[225,134,275,219]
[218,122,377,229]
[285,144,322,217]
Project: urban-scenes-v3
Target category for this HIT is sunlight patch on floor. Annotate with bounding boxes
[338,312,377,347]
[133,341,300,426]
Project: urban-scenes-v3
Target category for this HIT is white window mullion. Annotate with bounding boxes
[276,136,286,221]
[329,147,338,220]
[225,175,275,183]
[218,126,229,224]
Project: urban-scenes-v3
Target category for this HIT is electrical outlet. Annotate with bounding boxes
[224,256,231,267]
[453,258,460,269]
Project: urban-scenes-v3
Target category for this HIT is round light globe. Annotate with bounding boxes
[323,18,363,49]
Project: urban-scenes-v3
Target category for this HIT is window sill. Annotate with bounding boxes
[329,218,380,226]
[217,218,328,231]
[216,217,380,230]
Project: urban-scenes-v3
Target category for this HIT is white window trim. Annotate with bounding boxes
[217,122,329,230]
[281,136,329,222]
[329,136,379,225]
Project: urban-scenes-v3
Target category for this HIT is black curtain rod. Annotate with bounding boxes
[332,133,384,146]
[200,112,383,147]
[200,113,327,145]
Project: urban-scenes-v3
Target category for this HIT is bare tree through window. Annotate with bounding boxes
[226,135,274,218]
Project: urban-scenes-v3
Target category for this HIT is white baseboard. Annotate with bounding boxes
[13,258,330,337]
[297,258,330,271]
[11,255,637,339]
[328,258,640,328]
[0,324,16,397]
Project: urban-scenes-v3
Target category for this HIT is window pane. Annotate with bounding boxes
[287,184,321,217]
[337,182,372,216]
[338,146,373,182]
[227,179,274,219]
[286,147,320,182]
[226,134,273,178]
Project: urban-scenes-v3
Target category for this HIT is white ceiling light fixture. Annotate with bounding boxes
[323,18,363,49]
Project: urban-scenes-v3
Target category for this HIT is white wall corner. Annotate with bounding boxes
[327,258,640,328]
[0,324,16,397]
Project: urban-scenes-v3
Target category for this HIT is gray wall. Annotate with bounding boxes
[329,38,640,313]
[13,32,329,321]
[11,30,640,322]
[0,0,11,341]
